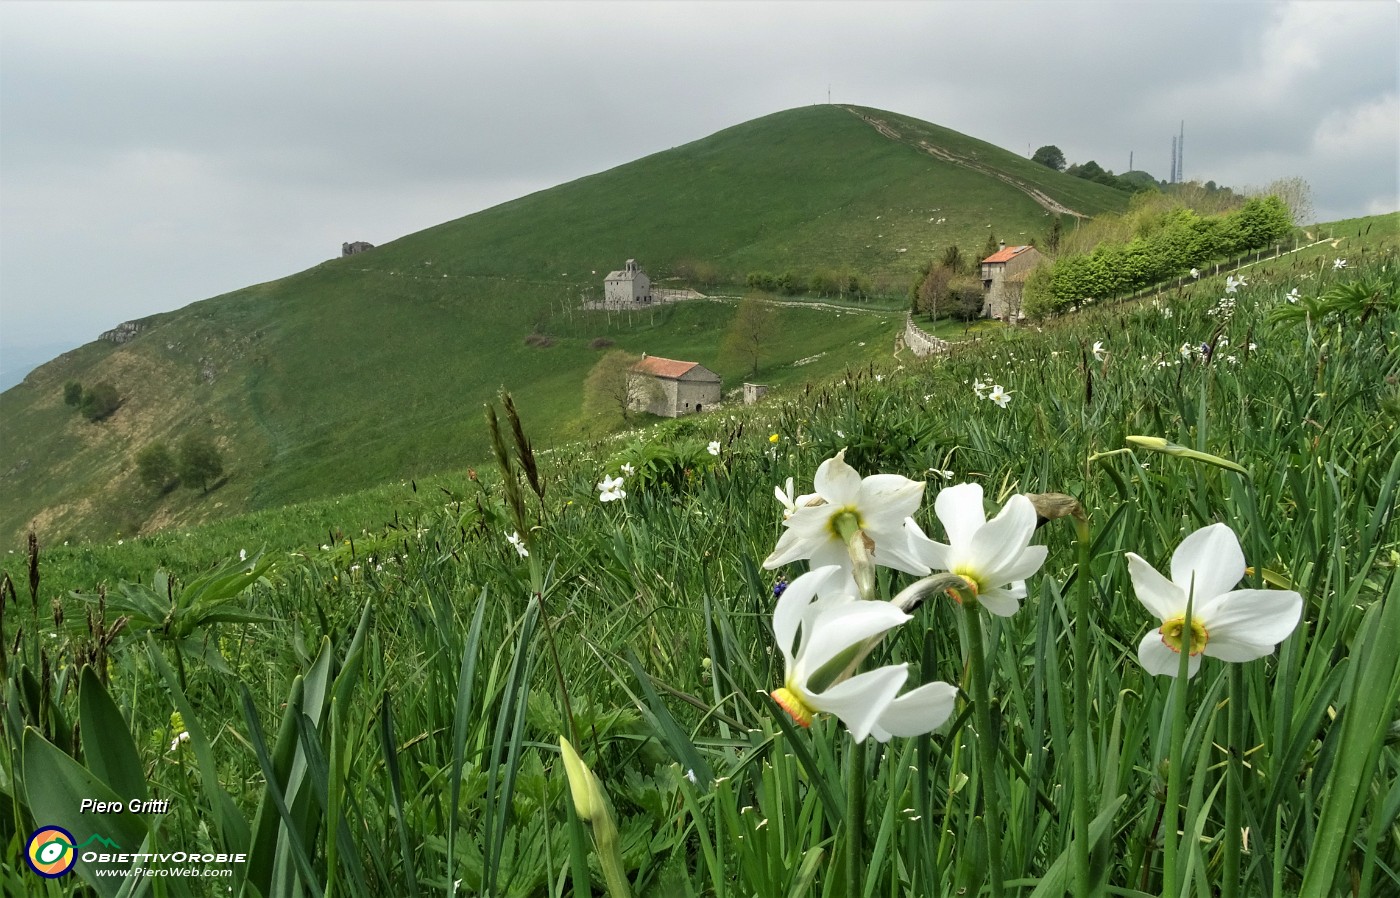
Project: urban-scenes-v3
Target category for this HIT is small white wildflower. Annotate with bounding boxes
[987,385,1012,408]
[170,731,191,752]
[506,531,528,557]
[1333,258,1347,270]
[707,441,720,456]
[620,463,636,476]
[598,475,627,503]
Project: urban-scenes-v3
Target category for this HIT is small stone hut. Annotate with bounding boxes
[342,241,375,256]
[629,355,721,418]
[979,243,1042,321]
[604,259,653,305]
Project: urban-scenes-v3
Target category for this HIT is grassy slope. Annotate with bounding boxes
[13,210,1393,597]
[0,104,1130,547]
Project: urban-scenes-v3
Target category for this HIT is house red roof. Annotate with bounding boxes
[982,245,1033,264]
[632,356,700,379]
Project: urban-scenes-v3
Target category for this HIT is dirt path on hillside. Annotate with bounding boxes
[705,294,900,316]
[842,107,1087,219]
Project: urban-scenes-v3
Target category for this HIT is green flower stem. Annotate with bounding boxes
[962,594,1005,898]
[846,737,867,898]
[1072,515,1095,897]
[1221,664,1244,898]
[593,811,633,898]
[1162,594,1194,898]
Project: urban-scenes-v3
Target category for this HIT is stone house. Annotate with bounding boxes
[342,241,375,256]
[604,259,653,306]
[629,355,721,418]
[980,243,1043,321]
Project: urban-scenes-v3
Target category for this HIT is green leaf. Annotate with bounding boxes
[78,667,147,806]
[1022,795,1127,898]
[22,727,150,898]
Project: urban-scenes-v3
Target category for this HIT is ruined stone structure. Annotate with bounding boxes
[979,243,1042,321]
[342,241,375,256]
[743,383,770,405]
[629,355,721,418]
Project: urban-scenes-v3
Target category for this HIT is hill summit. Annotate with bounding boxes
[0,104,1129,545]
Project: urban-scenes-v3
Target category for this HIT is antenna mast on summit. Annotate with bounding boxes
[1178,121,1185,183]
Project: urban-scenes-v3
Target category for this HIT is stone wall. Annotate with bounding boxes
[903,314,950,358]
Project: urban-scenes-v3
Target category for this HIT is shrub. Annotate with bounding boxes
[177,433,224,492]
[63,381,83,406]
[79,382,120,422]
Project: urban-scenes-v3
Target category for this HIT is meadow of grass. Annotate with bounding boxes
[3,224,1396,896]
[12,101,1129,546]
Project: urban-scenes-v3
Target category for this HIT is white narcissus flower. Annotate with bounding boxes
[620,463,636,476]
[1190,268,1200,279]
[774,476,817,521]
[1333,258,1347,270]
[770,567,957,743]
[763,451,928,577]
[597,475,626,503]
[905,483,1048,617]
[1286,287,1301,303]
[707,441,721,456]
[1092,340,1107,361]
[1127,523,1302,679]
[506,531,529,558]
[973,379,989,400]
[987,385,1012,408]
[1225,275,1246,293]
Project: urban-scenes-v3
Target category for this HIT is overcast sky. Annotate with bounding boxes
[2,0,1396,386]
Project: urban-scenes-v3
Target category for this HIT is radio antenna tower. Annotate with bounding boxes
[1177,120,1185,183]
[1170,136,1178,184]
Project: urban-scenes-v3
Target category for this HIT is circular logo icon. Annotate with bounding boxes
[25,826,77,878]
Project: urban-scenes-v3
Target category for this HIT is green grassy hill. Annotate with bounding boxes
[0,104,1130,546]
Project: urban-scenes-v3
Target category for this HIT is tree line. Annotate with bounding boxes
[1022,195,1294,317]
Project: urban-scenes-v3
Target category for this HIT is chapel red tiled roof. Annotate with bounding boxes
[982,245,1033,264]
[631,356,699,379]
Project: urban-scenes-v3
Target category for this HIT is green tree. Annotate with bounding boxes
[63,381,83,407]
[136,443,178,494]
[916,264,954,320]
[177,433,224,492]
[1031,145,1066,172]
[946,277,986,321]
[582,350,661,428]
[982,234,1000,262]
[1022,264,1057,320]
[722,297,779,378]
[79,382,121,422]
[939,244,968,275]
[1046,217,1063,254]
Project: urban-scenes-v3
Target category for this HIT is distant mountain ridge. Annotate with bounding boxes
[0,104,1129,545]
